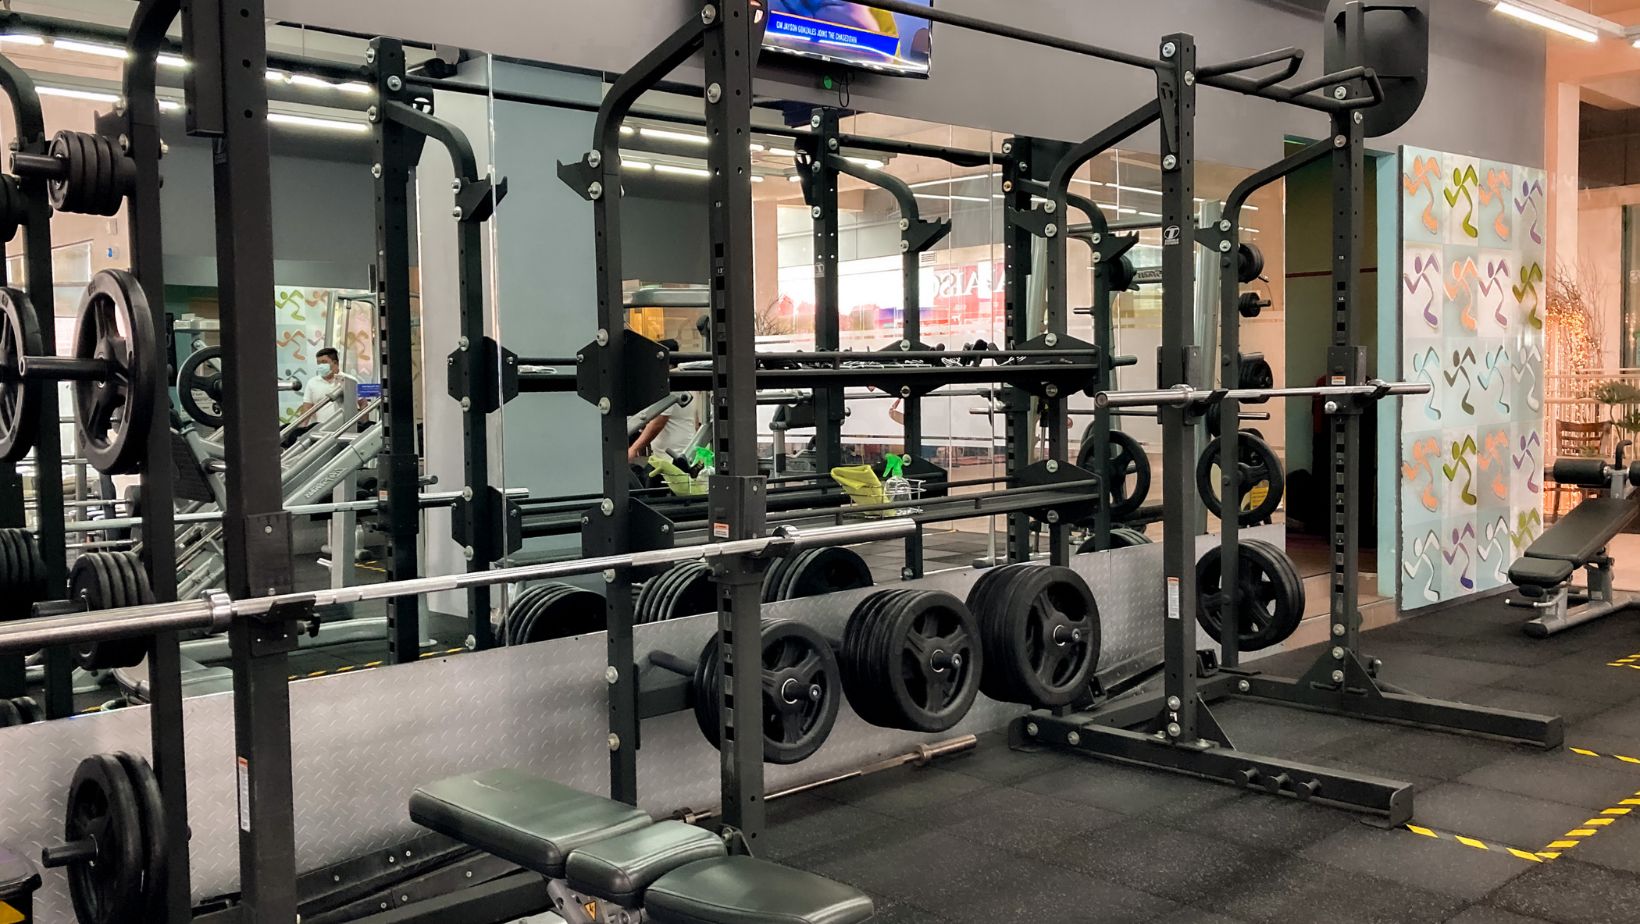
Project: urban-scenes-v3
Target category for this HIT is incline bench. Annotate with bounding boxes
[1509,453,1640,637]
[411,768,875,924]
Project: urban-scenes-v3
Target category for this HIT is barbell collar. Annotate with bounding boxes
[0,520,910,655]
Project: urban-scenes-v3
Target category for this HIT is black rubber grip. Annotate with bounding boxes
[1552,458,1609,487]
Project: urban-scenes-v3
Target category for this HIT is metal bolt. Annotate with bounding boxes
[898,217,911,232]
[1045,384,1059,397]
[1330,670,1345,684]
[811,162,821,174]
[370,163,383,179]
[1166,722,1182,738]
[603,569,616,583]
[463,546,475,561]
[1002,141,1014,154]
[451,206,464,219]
[706,83,722,104]
[608,734,621,751]
[1002,180,1014,192]
[1332,646,1344,660]
[661,524,671,533]
[588,181,604,200]
[701,4,717,23]
[451,179,463,191]
[1044,223,1058,238]
[1045,333,1058,347]
[1046,460,1060,473]
[587,150,602,168]
[600,499,615,516]
[1163,155,1178,170]
[900,240,910,253]
[605,666,619,684]
[1092,252,1102,263]
[1046,510,1060,524]
[1025,722,1039,737]
[118,134,130,153]
[597,397,611,415]
[1044,201,1057,214]
[1166,695,1182,710]
[1334,86,1348,100]
[459,336,471,350]
[1184,71,1195,86]
[810,205,822,219]
[1219,240,1232,253]
[1219,219,1231,232]
[263,525,273,534]
[597,329,610,346]
[367,106,379,123]
[1018,162,1029,173]
[1353,111,1364,125]
[900,339,912,350]
[1092,232,1103,244]
[1237,680,1251,693]
[387,75,403,92]
[899,386,912,398]
[461,487,474,501]
[1162,41,1177,58]
[1333,135,1347,149]
[1067,731,1081,746]
[366,47,377,64]
[1323,400,1339,415]
[460,396,472,411]
[1332,624,1345,637]
[810,113,823,129]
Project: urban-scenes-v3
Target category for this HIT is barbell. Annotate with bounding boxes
[1093,379,1429,411]
[0,520,915,656]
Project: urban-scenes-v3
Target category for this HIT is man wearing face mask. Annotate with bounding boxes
[295,347,359,432]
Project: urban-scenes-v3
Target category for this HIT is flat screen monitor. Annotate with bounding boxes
[763,0,933,78]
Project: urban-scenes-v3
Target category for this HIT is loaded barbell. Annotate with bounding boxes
[12,130,134,217]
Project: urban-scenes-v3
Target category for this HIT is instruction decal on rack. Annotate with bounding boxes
[1167,577,1181,620]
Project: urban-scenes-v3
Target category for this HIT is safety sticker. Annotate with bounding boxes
[237,757,252,833]
[1167,577,1181,620]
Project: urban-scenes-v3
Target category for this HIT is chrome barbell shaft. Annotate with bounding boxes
[1093,380,1430,410]
[0,520,912,655]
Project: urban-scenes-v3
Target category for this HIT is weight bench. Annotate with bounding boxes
[1509,454,1640,638]
[410,769,874,924]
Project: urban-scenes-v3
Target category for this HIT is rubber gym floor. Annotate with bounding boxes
[753,592,1640,924]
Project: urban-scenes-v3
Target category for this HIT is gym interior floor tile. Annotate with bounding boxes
[760,590,1640,922]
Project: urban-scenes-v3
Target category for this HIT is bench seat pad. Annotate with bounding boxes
[1508,556,1576,590]
[1522,497,1638,564]
[565,820,726,907]
[645,856,873,924]
[409,769,649,878]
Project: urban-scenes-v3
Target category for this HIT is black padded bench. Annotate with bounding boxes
[410,769,874,924]
[1508,496,1638,594]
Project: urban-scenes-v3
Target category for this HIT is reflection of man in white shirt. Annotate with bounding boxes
[296,347,358,426]
[629,392,705,463]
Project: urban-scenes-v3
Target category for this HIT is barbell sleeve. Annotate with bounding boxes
[0,520,912,655]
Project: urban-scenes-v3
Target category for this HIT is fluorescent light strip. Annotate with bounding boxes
[654,163,711,178]
[640,127,709,146]
[844,157,884,169]
[906,173,1000,190]
[267,69,289,82]
[789,175,803,183]
[1494,2,1598,42]
[915,193,989,204]
[337,82,373,95]
[268,112,368,133]
[751,175,765,183]
[0,35,45,46]
[156,53,188,68]
[53,38,127,59]
[37,86,119,104]
[621,158,653,171]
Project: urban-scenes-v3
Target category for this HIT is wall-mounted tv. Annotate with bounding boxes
[763,0,933,78]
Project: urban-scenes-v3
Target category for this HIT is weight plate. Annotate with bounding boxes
[842,589,918,729]
[968,564,1036,705]
[882,591,981,732]
[0,698,20,727]
[669,563,717,622]
[989,566,1099,707]
[502,586,551,645]
[0,176,20,244]
[635,567,676,625]
[1077,430,1150,521]
[72,554,146,670]
[760,557,789,603]
[0,287,41,464]
[656,563,694,624]
[112,751,166,919]
[108,550,139,608]
[0,529,20,614]
[11,696,41,724]
[64,753,146,924]
[1238,355,1274,391]
[781,547,873,601]
[90,133,112,219]
[756,620,841,765]
[177,346,226,428]
[691,635,723,750]
[45,132,77,213]
[1194,539,1306,652]
[1197,432,1285,527]
[511,584,562,646]
[74,270,158,474]
[776,549,815,603]
[1076,527,1153,553]
[527,586,605,642]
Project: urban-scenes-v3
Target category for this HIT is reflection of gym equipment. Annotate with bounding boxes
[1197,431,1284,526]
[177,345,303,429]
[1195,539,1305,652]
[1508,449,1640,638]
[1076,427,1150,520]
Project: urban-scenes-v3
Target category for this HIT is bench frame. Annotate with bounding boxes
[1509,458,1640,638]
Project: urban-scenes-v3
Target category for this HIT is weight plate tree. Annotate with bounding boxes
[1197,431,1284,526]
[1195,539,1305,651]
[840,589,981,733]
[177,345,226,428]
[1076,428,1150,520]
[966,564,1099,707]
[690,620,841,765]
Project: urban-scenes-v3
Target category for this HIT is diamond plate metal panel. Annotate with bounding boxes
[0,526,1288,918]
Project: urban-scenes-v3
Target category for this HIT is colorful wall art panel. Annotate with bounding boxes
[1398,147,1545,610]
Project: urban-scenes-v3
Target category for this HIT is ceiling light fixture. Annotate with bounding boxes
[268,112,369,133]
[52,39,127,59]
[1493,1,1599,42]
[640,127,709,145]
[0,34,45,46]
[654,163,711,178]
[37,86,119,104]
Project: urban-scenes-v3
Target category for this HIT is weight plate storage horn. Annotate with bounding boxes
[967,564,1100,707]
[71,551,157,670]
[1195,539,1306,651]
[1077,429,1150,521]
[1196,432,1285,526]
[73,270,158,474]
[177,345,226,428]
[0,287,42,463]
[841,589,981,733]
[693,620,841,765]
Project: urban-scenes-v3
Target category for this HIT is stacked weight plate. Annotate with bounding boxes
[762,546,873,603]
[966,564,1100,708]
[1194,538,1305,651]
[43,751,166,924]
[501,583,605,646]
[635,562,717,624]
[0,527,49,621]
[840,589,982,733]
[1076,527,1152,554]
[71,551,156,671]
[690,620,841,765]
[0,695,41,726]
